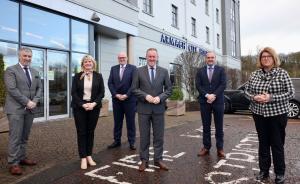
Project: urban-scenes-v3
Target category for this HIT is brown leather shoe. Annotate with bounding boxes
[138,161,149,172]
[154,161,169,171]
[20,159,37,166]
[217,149,225,158]
[197,148,209,156]
[9,165,22,175]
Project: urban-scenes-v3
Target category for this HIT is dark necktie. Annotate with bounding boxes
[24,67,31,86]
[150,67,154,83]
[208,67,213,82]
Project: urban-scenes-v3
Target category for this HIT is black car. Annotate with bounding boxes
[224,78,300,118]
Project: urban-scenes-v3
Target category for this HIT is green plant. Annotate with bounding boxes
[169,86,184,100]
[0,54,5,107]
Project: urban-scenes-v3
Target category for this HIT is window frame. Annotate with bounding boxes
[171,4,178,28]
[191,17,197,37]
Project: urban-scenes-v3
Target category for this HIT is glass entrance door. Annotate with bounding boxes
[29,48,69,121]
[47,50,69,119]
[30,48,46,121]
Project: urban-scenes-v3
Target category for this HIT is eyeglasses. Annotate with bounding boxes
[261,55,273,59]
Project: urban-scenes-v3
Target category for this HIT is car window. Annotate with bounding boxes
[292,79,300,92]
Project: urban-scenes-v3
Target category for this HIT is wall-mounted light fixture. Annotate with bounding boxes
[91,12,100,22]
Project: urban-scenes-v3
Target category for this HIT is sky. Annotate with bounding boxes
[240,0,300,55]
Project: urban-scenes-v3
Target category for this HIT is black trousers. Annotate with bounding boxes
[200,103,224,150]
[253,113,287,175]
[112,99,136,145]
[73,107,100,158]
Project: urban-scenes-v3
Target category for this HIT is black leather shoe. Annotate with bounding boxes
[129,144,136,150]
[256,171,270,182]
[107,142,121,149]
[275,175,285,184]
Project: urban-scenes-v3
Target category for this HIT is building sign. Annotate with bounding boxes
[160,34,207,56]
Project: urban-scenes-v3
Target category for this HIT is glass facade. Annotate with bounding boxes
[0,0,19,42]
[0,1,91,121]
[22,5,70,50]
[71,52,86,76]
[0,42,18,70]
[72,20,89,53]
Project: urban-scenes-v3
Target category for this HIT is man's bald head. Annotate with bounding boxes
[118,52,128,65]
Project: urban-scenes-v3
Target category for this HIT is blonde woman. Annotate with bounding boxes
[245,47,294,184]
[71,55,104,169]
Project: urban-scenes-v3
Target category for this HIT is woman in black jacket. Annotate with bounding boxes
[71,55,104,169]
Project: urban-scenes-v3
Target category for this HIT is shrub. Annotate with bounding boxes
[169,86,184,101]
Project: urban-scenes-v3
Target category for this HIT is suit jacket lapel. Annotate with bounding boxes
[143,66,152,85]
[211,66,218,82]
[16,64,31,88]
[203,66,210,82]
[152,67,161,86]
[116,66,121,82]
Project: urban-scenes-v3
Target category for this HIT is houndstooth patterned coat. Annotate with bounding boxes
[245,67,295,117]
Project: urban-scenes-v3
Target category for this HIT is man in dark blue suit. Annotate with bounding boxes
[107,52,137,150]
[195,51,227,158]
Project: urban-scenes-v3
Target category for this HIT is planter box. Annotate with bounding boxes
[185,101,200,111]
[166,100,186,116]
[100,99,109,117]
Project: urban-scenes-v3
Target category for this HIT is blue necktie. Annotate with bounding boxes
[150,67,154,83]
[24,67,31,86]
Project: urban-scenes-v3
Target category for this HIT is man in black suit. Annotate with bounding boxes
[107,52,137,150]
[132,48,172,171]
[195,51,227,158]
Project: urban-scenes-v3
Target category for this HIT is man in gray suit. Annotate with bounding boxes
[132,48,172,172]
[4,47,42,175]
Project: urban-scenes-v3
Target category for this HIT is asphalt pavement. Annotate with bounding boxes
[0,112,300,184]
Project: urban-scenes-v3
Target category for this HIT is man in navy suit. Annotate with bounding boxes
[195,51,227,158]
[107,52,137,150]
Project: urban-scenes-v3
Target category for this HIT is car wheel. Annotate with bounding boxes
[224,100,231,113]
[288,101,300,119]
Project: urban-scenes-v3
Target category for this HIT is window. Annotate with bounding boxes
[22,5,70,50]
[216,8,219,23]
[0,0,19,42]
[171,4,178,28]
[138,57,147,67]
[143,0,152,15]
[191,0,196,5]
[205,0,209,15]
[191,17,196,37]
[0,42,18,70]
[72,20,89,53]
[169,63,182,87]
[71,52,86,76]
[206,26,210,43]
[217,34,220,48]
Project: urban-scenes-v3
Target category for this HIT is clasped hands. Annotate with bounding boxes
[253,92,271,103]
[145,95,160,104]
[26,100,37,109]
[82,102,97,111]
[116,94,128,101]
[206,94,216,104]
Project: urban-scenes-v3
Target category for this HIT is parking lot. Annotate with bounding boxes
[2,113,297,184]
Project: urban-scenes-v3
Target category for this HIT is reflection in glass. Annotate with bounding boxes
[30,49,45,119]
[72,20,89,53]
[22,5,69,50]
[0,1,19,41]
[0,42,18,70]
[169,63,182,87]
[71,52,86,76]
[48,51,68,116]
